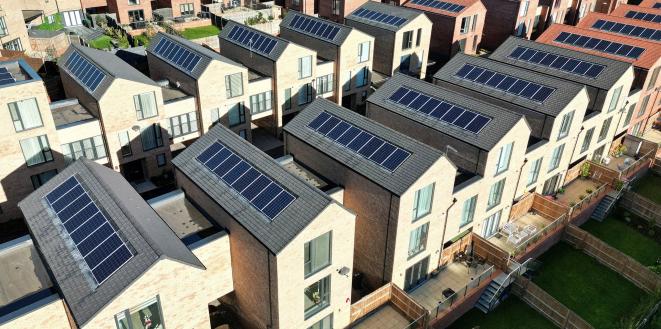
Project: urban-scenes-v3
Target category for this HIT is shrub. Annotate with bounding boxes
[580,162,591,178]
[578,194,586,200]
[569,202,576,207]
[586,188,593,194]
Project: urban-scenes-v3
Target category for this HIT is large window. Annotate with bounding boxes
[526,157,542,186]
[358,41,370,63]
[607,86,622,112]
[402,31,413,49]
[580,127,594,153]
[309,314,332,329]
[647,67,659,91]
[623,103,636,126]
[343,70,351,91]
[115,296,165,329]
[637,95,650,118]
[20,135,53,166]
[598,117,612,142]
[298,83,313,105]
[548,144,565,172]
[3,38,22,51]
[134,92,158,120]
[298,56,312,79]
[355,67,369,87]
[31,169,57,189]
[400,54,411,74]
[494,142,513,175]
[332,0,340,15]
[166,112,198,138]
[557,111,574,140]
[316,74,334,95]
[408,222,429,258]
[284,88,292,110]
[412,184,434,221]
[304,231,331,277]
[460,195,477,227]
[119,131,132,157]
[228,103,246,126]
[487,179,505,210]
[0,17,8,36]
[62,136,107,164]
[141,124,163,151]
[304,276,330,319]
[128,9,144,23]
[128,0,140,5]
[8,98,43,132]
[460,16,470,34]
[250,91,272,114]
[180,3,194,16]
[519,0,529,16]
[225,73,243,98]
[416,28,422,46]
[471,14,478,32]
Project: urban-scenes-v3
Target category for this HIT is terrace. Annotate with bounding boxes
[593,135,657,181]
[348,283,426,329]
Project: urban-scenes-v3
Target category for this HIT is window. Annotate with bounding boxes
[598,117,612,142]
[119,131,132,157]
[527,158,542,186]
[298,56,312,79]
[460,195,477,227]
[471,14,478,32]
[358,41,370,63]
[402,31,413,49]
[156,154,166,167]
[579,3,586,18]
[408,222,429,258]
[20,135,53,166]
[62,136,107,164]
[115,296,164,329]
[180,3,194,16]
[128,0,140,4]
[332,0,340,15]
[316,74,334,95]
[298,83,313,105]
[400,54,411,73]
[412,184,434,221]
[632,122,643,136]
[8,98,43,132]
[637,95,650,118]
[460,16,470,34]
[304,276,330,319]
[487,179,505,210]
[134,92,158,120]
[0,17,8,36]
[31,169,57,189]
[128,9,145,23]
[293,0,300,6]
[647,67,659,91]
[519,0,529,16]
[516,22,525,36]
[2,38,22,51]
[343,70,351,91]
[482,210,501,238]
[416,28,422,46]
[355,67,369,87]
[557,111,574,140]
[225,73,243,98]
[495,142,513,175]
[239,129,247,139]
[166,112,198,138]
[548,144,565,172]
[580,127,594,153]
[304,231,331,277]
[309,314,332,329]
[607,86,622,112]
[417,50,425,69]
[250,91,272,114]
[228,103,246,126]
[284,88,292,110]
[623,103,635,126]
[141,124,163,151]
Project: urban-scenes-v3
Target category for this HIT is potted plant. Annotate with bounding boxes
[557,188,566,194]
[569,201,576,207]
[611,144,628,158]
[614,179,625,191]
[586,188,593,194]
[578,194,586,200]
[580,162,591,179]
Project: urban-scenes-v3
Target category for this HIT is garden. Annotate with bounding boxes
[180,25,221,40]
[632,172,661,204]
[447,296,556,329]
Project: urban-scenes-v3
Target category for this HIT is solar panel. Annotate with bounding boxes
[307,111,411,172]
[351,8,408,27]
[454,64,556,103]
[226,25,278,57]
[288,14,341,42]
[508,46,606,78]
[387,86,492,134]
[152,37,202,74]
[63,51,106,92]
[196,141,296,220]
[554,31,646,59]
[625,11,661,23]
[654,2,661,8]
[0,67,8,74]
[0,69,16,85]
[591,19,661,42]
[409,0,465,12]
[44,176,134,285]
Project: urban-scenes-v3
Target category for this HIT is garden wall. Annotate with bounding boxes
[473,234,509,271]
[619,191,661,227]
[439,232,472,267]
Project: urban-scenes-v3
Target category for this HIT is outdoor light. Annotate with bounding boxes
[337,266,350,277]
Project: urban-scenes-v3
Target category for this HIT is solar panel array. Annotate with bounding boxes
[196,141,295,220]
[625,10,661,23]
[45,176,133,285]
[592,19,661,42]
[654,2,661,8]
[554,31,645,59]
[508,46,605,78]
[454,64,556,103]
[63,51,106,92]
[226,25,278,56]
[152,37,202,74]
[0,67,16,86]
[351,8,407,27]
[387,86,492,134]
[409,0,465,12]
[288,15,341,41]
[307,111,411,172]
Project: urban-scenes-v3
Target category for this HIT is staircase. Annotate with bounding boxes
[475,275,505,313]
[591,191,619,221]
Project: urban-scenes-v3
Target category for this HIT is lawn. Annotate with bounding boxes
[448,296,556,329]
[35,13,63,31]
[632,172,661,204]
[534,242,647,329]
[582,214,660,266]
[88,35,113,50]
[180,25,221,40]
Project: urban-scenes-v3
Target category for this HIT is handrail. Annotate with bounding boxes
[620,149,654,179]
[512,213,567,257]
[485,258,534,310]
[569,183,607,214]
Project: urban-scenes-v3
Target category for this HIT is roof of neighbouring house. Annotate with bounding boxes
[219,21,293,62]
[280,12,354,46]
[346,2,429,32]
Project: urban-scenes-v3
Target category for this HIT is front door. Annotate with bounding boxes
[120,159,146,183]
[62,10,82,26]
[404,256,429,291]
[542,174,560,195]
[482,210,501,238]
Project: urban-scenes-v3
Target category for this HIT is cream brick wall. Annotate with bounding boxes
[1,1,32,53]
[0,295,71,329]
[337,29,374,104]
[391,16,432,79]
[273,44,317,131]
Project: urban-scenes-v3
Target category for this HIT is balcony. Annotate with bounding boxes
[591,135,657,181]
[348,283,426,329]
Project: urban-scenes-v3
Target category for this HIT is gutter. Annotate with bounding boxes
[438,197,457,268]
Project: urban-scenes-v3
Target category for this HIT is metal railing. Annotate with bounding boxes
[620,149,655,179]
[485,258,534,311]
[431,265,495,318]
[568,182,607,214]
[511,214,568,257]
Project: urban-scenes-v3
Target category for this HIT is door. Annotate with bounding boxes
[482,210,501,238]
[63,11,82,26]
[404,256,429,291]
[542,174,560,195]
[120,159,146,183]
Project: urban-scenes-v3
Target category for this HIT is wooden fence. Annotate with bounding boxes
[349,283,427,328]
[619,190,661,227]
[438,232,471,267]
[472,233,510,271]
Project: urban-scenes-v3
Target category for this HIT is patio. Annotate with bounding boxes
[489,213,552,254]
[351,305,412,329]
[555,178,602,206]
[600,155,636,172]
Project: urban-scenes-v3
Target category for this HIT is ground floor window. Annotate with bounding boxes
[304,276,330,319]
[62,136,107,164]
[31,169,57,189]
[2,38,22,51]
[308,313,332,329]
[180,3,194,16]
[115,296,165,329]
[128,10,145,23]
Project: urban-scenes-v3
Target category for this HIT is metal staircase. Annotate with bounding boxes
[474,258,537,313]
[591,183,626,221]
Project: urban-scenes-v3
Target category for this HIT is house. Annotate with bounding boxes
[106,0,153,25]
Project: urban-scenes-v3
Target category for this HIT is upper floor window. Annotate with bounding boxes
[460,16,470,34]
[134,92,158,120]
[228,102,246,126]
[250,91,272,114]
[298,83,313,105]
[293,0,300,6]
[2,38,23,51]
[9,98,43,132]
[332,0,340,15]
[598,117,612,142]
[580,127,594,153]
[460,195,477,227]
[180,3,194,16]
[141,124,163,151]
[548,144,565,172]
[495,142,513,175]
[304,231,331,277]
[557,110,574,140]
[471,14,478,32]
[519,0,529,16]
[62,136,107,164]
[128,0,140,5]
[166,112,198,138]
[647,67,659,91]
[343,70,351,91]
[118,131,132,157]
[298,56,312,79]
[527,157,542,186]
[358,41,370,63]
[225,73,244,98]
[21,135,53,167]
[309,314,333,329]
[637,95,650,118]
[412,184,434,221]
[115,296,165,329]
[486,178,505,210]
[284,88,292,110]
[402,31,413,50]
[416,28,422,46]
[316,74,334,95]
[355,67,369,88]
[0,17,8,36]
[408,222,429,258]
[607,86,622,112]
[304,276,330,319]
[31,169,57,189]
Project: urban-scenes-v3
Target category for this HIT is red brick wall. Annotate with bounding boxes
[481,0,529,50]
[107,0,153,24]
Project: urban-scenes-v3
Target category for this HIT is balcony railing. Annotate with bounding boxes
[431,265,495,319]
[511,214,567,257]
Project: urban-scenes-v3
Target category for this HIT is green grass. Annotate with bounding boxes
[88,35,113,50]
[632,172,661,204]
[582,215,660,266]
[448,296,556,329]
[180,25,221,40]
[534,242,648,329]
[133,34,151,46]
[35,13,63,31]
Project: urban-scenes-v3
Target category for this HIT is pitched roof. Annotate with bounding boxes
[402,0,481,17]
[489,37,632,91]
[639,0,661,8]
[147,32,243,79]
[218,21,291,62]
[536,24,661,69]
[17,159,202,327]
[284,98,446,196]
[346,2,428,32]
[172,124,333,254]
[434,53,586,117]
[576,12,661,44]
[611,4,661,22]
[368,73,525,151]
[280,12,353,46]
[58,44,158,100]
